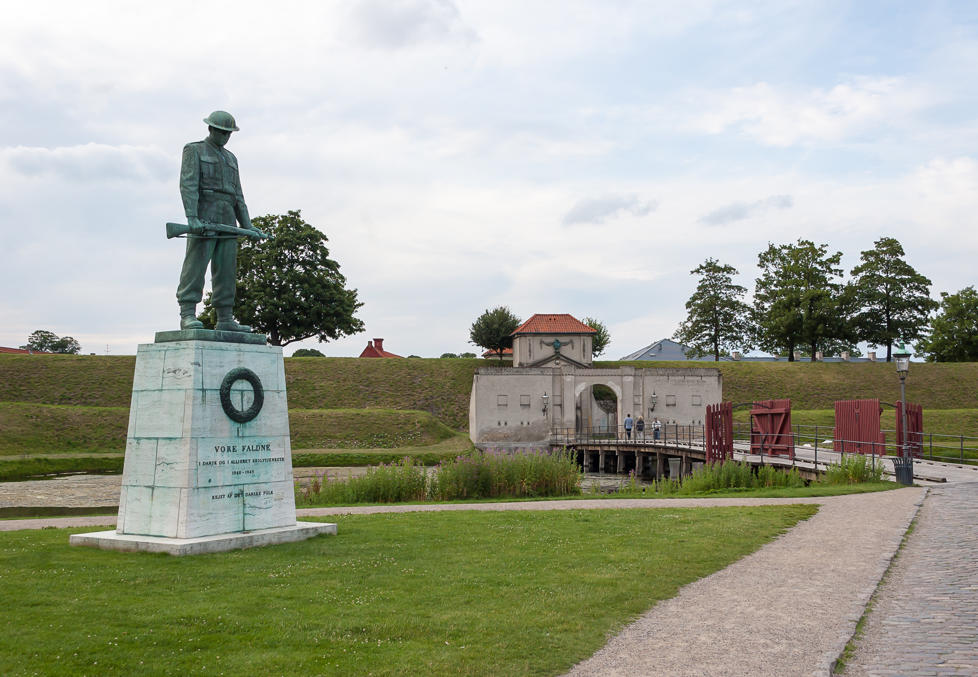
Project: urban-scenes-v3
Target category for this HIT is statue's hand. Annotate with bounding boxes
[241,221,268,240]
[188,216,205,235]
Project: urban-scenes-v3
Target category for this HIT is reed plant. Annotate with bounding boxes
[429,448,583,500]
[296,457,428,506]
[823,453,885,484]
[296,449,583,506]
[650,461,805,495]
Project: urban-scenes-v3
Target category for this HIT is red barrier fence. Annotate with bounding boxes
[896,400,923,458]
[833,398,886,455]
[705,401,733,464]
[750,399,793,458]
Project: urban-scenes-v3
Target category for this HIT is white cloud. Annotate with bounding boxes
[0,143,172,182]
[347,0,477,49]
[563,194,657,225]
[700,194,792,225]
[683,78,935,147]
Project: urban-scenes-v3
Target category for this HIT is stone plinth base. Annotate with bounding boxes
[70,521,336,556]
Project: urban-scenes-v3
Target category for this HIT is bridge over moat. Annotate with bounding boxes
[550,424,978,485]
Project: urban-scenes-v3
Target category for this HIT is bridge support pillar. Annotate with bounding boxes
[656,453,664,479]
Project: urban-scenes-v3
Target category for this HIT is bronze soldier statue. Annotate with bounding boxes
[175,111,261,332]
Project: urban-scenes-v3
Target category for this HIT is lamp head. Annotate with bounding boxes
[893,341,911,377]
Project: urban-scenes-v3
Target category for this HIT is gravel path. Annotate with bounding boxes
[562,488,925,677]
[841,481,978,676]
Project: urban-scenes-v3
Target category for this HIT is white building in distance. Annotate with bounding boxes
[469,314,722,449]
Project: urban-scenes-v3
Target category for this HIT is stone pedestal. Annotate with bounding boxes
[71,331,335,555]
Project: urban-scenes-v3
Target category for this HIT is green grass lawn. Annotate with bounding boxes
[0,402,129,455]
[289,408,457,449]
[292,434,474,468]
[0,506,815,676]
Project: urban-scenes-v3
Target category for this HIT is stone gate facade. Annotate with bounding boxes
[469,365,722,448]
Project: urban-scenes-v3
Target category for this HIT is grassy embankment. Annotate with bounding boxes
[2,354,977,477]
[0,354,482,478]
[0,506,815,676]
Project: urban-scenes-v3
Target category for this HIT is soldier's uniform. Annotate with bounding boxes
[175,137,251,309]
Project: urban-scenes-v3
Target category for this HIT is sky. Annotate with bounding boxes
[2,1,977,358]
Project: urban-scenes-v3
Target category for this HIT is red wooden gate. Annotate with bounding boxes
[833,399,886,455]
[705,401,733,464]
[895,401,923,458]
[750,399,793,458]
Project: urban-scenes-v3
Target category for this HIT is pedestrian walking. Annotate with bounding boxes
[653,418,661,441]
[623,413,634,440]
[636,416,645,441]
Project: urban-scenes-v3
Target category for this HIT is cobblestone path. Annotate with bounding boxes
[843,481,978,676]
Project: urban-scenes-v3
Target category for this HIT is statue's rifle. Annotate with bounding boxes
[165,221,270,240]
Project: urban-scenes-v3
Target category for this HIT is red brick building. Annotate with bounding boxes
[358,338,403,358]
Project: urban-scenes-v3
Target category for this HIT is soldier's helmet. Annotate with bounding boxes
[203,111,240,132]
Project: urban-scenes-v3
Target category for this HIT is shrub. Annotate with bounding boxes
[431,449,582,501]
[296,449,583,505]
[823,454,884,484]
[291,348,325,357]
[650,461,804,495]
[296,457,428,506]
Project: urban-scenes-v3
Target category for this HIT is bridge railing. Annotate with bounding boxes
[552,423,978,468]
[781,424,978,466]
[550,424,705,447]
[552,423,978,467]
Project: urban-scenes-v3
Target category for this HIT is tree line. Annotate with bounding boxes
[673,236,972,362]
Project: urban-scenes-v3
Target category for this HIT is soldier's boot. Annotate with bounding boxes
[179,303,204,330]
[215,307,252,333]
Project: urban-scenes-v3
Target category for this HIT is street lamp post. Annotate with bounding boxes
[893,341,913,485]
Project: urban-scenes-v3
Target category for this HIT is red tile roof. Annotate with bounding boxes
[481,347,513,358]
[358,338,403,358]
[0,346,51,354]
[511,314,596,335]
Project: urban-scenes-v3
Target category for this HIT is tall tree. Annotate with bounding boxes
[753,239,851,361]
[917,286,978,362]
[581,317,611,357]
[20,329,81,354]
[673,258,752,361]
[850,237,937,361]
[201,210,364,346]
[469,306,521,359]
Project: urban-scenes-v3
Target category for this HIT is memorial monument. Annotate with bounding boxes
[71,112,336,554]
